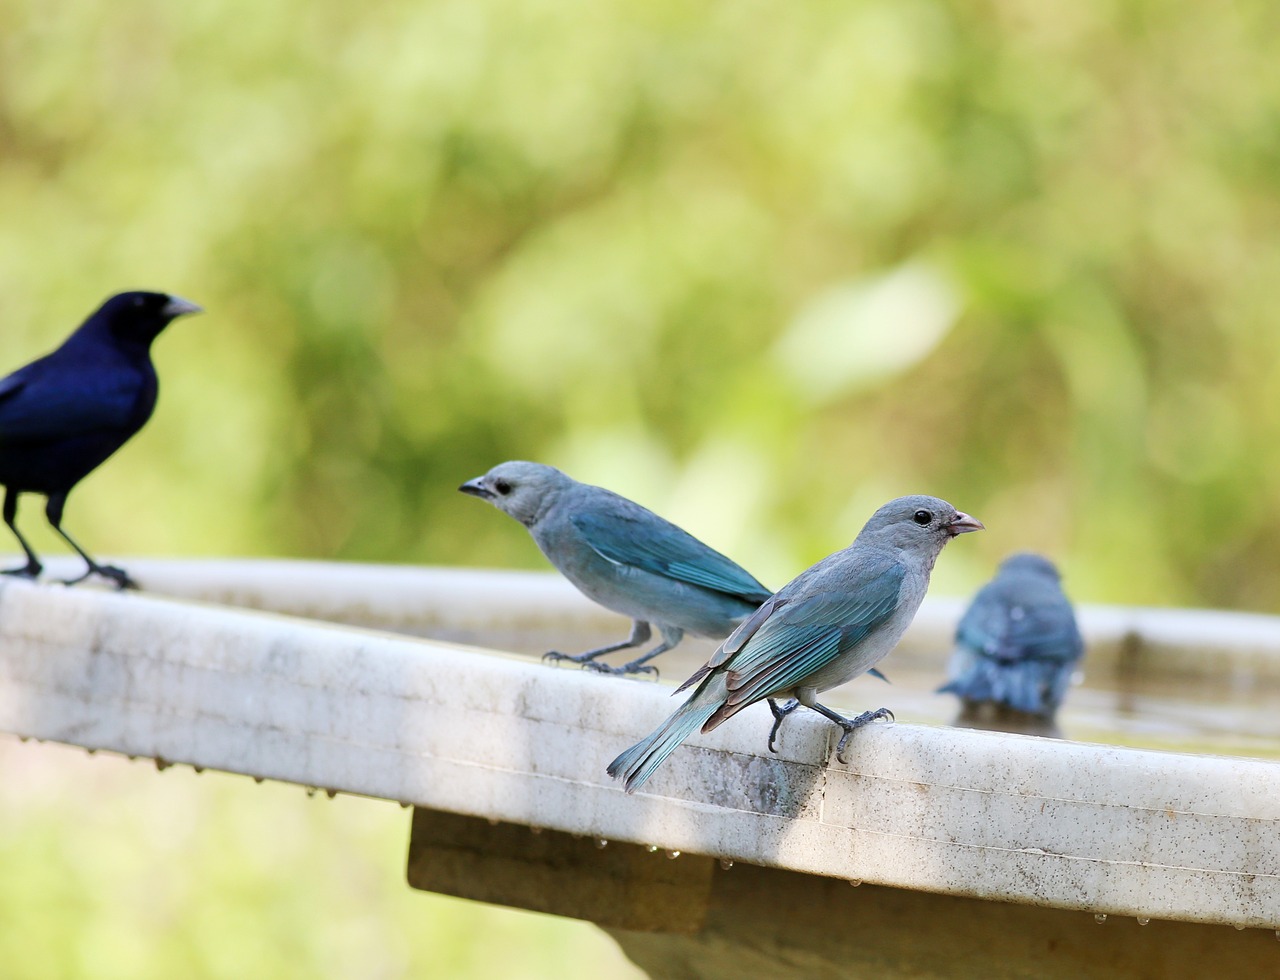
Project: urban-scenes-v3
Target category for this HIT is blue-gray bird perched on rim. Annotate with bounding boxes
[0,291,202,589]
[459,461,772,676]
[939,552,1083,725]
[607,495,982,793]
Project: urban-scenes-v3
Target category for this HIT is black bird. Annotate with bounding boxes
[0,291,202,589]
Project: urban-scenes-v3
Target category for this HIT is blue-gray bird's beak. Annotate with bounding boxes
[162,295,203,319]
[458,477,494,500]
[945,512,984,536]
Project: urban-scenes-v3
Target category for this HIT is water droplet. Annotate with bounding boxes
[18,736,28,743]
[86,748,97,756]
[1274,929,1279,942]
[127,755,137,762]
[305,786,317,797]
[646,845,659,853]
[487,817,500,826]
[325,789,337,799]
[1137,917,1150,926]
[529,826,543,835]
[594,839,609,849]
[1094,914,1107,924]
[665,850,681,860]
[192,766,204,774]
[719,859,734,870]
[154,758,170,772]
[400,802,412,809]
[849,879,863,887]
[1234,923,1246,931]
[253,776,265,784]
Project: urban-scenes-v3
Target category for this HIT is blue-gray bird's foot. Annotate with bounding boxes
[542,650,605,668]
[833,707,894,763]
[2,561,41,580]
[579,659,660,680]
[767,699,800,753]
[610,658,661,680]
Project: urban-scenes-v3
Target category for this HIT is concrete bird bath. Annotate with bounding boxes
[0,560,1276,977]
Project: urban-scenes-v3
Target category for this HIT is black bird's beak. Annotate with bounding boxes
[162,296,203,319]
[459,477,494,500]
[945,512,985,536]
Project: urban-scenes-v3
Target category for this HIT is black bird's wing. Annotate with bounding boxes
[0,358,143,446]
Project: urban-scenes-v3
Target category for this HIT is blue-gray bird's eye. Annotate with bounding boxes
[494,479,512,495]
[913,510,932,526]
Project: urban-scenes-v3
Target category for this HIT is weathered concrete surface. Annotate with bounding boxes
[1,576,1277,935]
[27,557,1280,684]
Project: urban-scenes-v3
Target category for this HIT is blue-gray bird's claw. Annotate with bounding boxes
[581,660,660,680]
[2,563,41,580]
[834,707,895,763]
[767,698,800,753]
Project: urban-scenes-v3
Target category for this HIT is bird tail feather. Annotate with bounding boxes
[606,698,719,794]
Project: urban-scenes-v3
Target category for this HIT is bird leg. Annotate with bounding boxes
[45,494,138,590]
[799,695,895,764]
[586,624,684,679]
[1,487,42,579]
[544,619,652,670]
[766,698,800,752]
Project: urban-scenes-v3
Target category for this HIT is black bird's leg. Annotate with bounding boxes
[588,624,683,679]
[1,488,42,579]
[798,694,895,764]
[544,619,651,670]
[45,493,138,590]
[767,698,800,752]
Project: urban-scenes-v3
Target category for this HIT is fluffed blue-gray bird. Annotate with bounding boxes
[607,495,982,792]
[459,461,772,676]
[1,291,202,589]
[938,552,1083,722]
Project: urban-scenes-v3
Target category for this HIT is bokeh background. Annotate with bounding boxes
[1,0,1277,976]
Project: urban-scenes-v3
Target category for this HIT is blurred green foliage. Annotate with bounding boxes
[2,1,1279,971]
[3,0,1280,609]
[0,745,642,980]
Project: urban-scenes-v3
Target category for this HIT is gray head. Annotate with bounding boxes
[857,494,984,556]
[997,552,1061,580]
[459,460,575,527]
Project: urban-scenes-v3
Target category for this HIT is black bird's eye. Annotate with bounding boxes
[913,510,932,526]
[494,479,512,495]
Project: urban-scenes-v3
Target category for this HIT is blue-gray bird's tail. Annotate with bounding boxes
[606,698,719,794]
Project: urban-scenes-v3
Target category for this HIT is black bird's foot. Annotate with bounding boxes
[60,564,139,591]
[2,561,42,580]
[834,707,894,764]
[767,698,800,753]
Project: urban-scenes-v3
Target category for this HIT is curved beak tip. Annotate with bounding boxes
[458,478,491,499]
[948,512,985,535]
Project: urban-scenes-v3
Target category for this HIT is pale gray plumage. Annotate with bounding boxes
[939,552,1083,721]
[607,495,983,793]
[459,461,772,676]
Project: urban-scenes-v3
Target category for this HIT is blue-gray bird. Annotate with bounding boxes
[459,461,773,676]
[607,495,982,793]
[1,291,202,589]
[938,552,1083,722]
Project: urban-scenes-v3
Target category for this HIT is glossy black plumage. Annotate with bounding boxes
[0,291,201,588]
